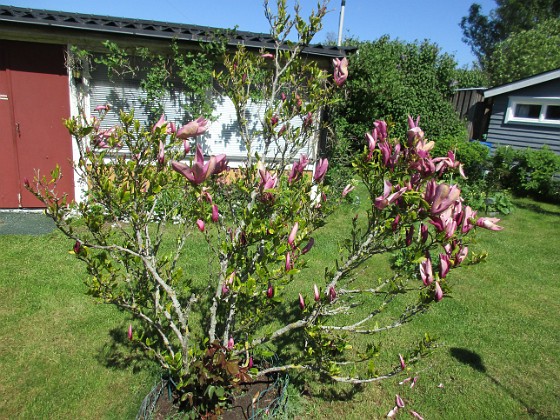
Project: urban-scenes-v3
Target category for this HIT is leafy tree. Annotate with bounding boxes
[460,0,560,67]
[332,37,466,151]
[488,18,560,85]
[453,66,490,88]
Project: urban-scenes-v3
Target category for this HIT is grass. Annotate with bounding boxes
[0,197,558,419]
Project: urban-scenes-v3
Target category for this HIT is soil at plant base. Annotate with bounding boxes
[151,377,279,419]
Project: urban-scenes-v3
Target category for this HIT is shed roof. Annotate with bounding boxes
[0,4,352,58]
[484,68,560,99]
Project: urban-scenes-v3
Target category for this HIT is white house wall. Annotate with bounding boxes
[88,70,316,167]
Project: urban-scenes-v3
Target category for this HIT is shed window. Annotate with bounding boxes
[514,104,540,119]
[505,96,560,127]
[545,105,560,121]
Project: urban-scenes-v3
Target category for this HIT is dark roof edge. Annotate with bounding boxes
[0,4,355,57]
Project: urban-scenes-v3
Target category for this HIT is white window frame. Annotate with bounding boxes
[505,96,560,127]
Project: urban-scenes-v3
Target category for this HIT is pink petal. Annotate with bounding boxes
[410,410,424,420]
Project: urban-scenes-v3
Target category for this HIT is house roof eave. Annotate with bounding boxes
[484,68,560,99]
[0,4,356,59]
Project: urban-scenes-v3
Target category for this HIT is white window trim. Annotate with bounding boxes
[505,96,560,127]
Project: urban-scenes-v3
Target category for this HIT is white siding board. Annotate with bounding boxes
[89,68,314,165]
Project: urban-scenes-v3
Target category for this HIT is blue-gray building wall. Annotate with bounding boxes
[486,78,560,154]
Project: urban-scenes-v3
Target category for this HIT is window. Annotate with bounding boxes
[505,96,560,127]
[545,105,560,121]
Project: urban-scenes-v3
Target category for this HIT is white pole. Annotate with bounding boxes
[337,0,346,47]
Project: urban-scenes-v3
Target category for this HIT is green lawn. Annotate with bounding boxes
[0,197,558,419]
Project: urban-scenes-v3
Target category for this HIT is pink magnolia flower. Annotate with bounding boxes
[211,204,219,223]
[328,286,337,302]
[93,126,117,148]
[399,354,406,370]
[378,140,391,167]
[157,141,165,165]
[399,377,412,385]
[455,245,468,266]
[261,52,274,59]
[199,187,213,203]
[285,252,293,271]
[267,282,274,299]
[259,163,278,190]
[227,271,235,285]
[407,115,420,130]
[313,158,329,183]
[420,223,429,243]
[288,155,309,184]
[303,112,313,128]
[288,222,299,249]
[127,324,133,341]
[222,283,230,295]
[373,120,388,141]
[375,180,407,210]
[342,184,355,197]
[73,240,82,254]
[196,219,205,232]
[476,217,504,231]
[461,205,477,234]
[420,257,434,286]
[439,253,450,278]
[248,356,253,368]
[407,115,425,145]
[406,226,414,246]
[95,104,110,112]
[387,406,399,418]
[433,151,466,179]
[183,139,191,155]
[227,337,234,350]
[152,114,176,134]
[301,237,315,255]
[332,57,348,86]
[177,117,208,139]
[171,144,227,185]
[365,131,377,158]
[298,293,305,310]
[392,214,401,232]
[410,410,424,420]
[314,284,320,302]
[434,281,444,302]
[425,182,461,215]
[269,114,279,126]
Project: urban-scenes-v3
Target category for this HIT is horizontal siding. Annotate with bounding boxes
[486,91,560,154]
[89,66,314,164]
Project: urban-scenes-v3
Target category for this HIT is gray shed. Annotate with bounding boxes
[484,68,560,154]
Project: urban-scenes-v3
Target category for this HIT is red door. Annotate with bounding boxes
[0,40,74,208]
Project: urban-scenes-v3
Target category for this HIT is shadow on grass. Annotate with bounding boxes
[450,347,542,418]
[97,326,158,374]
[450,347,486,372]
[514,200,560,216]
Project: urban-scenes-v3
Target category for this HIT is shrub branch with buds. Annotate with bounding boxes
[25,1,501,415]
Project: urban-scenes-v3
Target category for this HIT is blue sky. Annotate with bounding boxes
[4,0,497,66]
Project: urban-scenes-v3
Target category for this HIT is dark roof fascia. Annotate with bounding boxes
[484,68,560,99]
[0,4,354,58]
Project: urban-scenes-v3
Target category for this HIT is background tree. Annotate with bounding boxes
[487,18,560,85]
[331,37,466,151]
[460,0,560,69]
